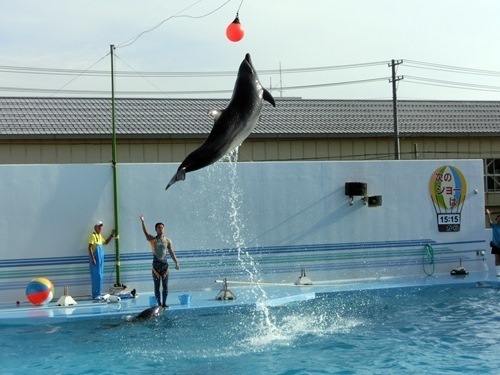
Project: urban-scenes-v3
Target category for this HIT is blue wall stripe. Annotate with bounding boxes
[1,239,470,267]
[0,239,486,295]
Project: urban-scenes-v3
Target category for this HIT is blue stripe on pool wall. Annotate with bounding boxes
[0,239,487,292]
[0,238,486,267]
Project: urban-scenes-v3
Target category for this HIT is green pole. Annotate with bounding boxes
[110,44,122,287]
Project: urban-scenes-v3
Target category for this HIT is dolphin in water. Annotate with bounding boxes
[132,305,166,321]
[166,53,276,190]
[101,305,166,327]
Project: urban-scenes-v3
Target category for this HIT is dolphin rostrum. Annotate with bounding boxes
[133,305,166,321]
[166,53,276,190]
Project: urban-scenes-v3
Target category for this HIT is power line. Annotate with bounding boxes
[0,65,111,77]
[114,53,169,96]
[4,76,499,97]
[0,61,388,78]
[0,86,231,96]
[279,77,388,90]
[3,59,499,79]
[405,76,500,92]
[404,60,500,77]
[262,61,387,75]
[3,58,500,97]
[0,77,389,96]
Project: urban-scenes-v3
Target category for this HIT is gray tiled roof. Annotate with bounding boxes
[0,97,499,139]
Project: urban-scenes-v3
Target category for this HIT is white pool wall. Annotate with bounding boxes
[0,160,492,302]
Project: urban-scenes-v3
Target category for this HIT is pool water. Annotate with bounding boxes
[1,285,499,374]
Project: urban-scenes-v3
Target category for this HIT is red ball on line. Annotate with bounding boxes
[226,16,244,42]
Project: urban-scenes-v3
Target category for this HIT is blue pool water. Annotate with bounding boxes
[1,285,500,374]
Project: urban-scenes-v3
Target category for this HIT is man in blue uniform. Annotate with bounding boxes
[88,221,115,299]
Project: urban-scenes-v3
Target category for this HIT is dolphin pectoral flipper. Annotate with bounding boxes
[208,109,223,121]
[263,89,276,107]
[165,167,186,190]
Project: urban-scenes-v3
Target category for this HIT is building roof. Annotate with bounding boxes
[0,97,499,139]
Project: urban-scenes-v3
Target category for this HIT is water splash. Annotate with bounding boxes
[245,305,363,348]
[221,148,278,333]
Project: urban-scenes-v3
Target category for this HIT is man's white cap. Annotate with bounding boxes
[95,221,104,226]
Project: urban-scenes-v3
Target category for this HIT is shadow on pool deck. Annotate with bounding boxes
[1,272,498,326]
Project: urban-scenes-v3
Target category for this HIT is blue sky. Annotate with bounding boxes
[2,0,500,100]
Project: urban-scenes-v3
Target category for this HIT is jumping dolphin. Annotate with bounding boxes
[133,305,166,321]
[166,53,276,190]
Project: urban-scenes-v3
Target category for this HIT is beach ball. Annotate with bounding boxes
[26,277,54,305]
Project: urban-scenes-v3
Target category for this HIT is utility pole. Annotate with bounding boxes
[110,44,122,288]
[389,59,403,160]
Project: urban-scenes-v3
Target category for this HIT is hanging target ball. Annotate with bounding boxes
[226,15,244,42]
[26,277,54,305]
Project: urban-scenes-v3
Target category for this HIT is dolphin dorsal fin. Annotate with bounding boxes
[263,89,276,107]
[208,109,223,121]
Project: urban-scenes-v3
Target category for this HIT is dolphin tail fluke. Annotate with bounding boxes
[263,89,276,107]
[165,167,186,190]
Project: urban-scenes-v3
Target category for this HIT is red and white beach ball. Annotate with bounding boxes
[26,277,54,305]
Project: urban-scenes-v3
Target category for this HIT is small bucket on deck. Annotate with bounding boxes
[178,294,191,305]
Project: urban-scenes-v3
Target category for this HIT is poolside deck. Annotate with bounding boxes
[1,272,498,326]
